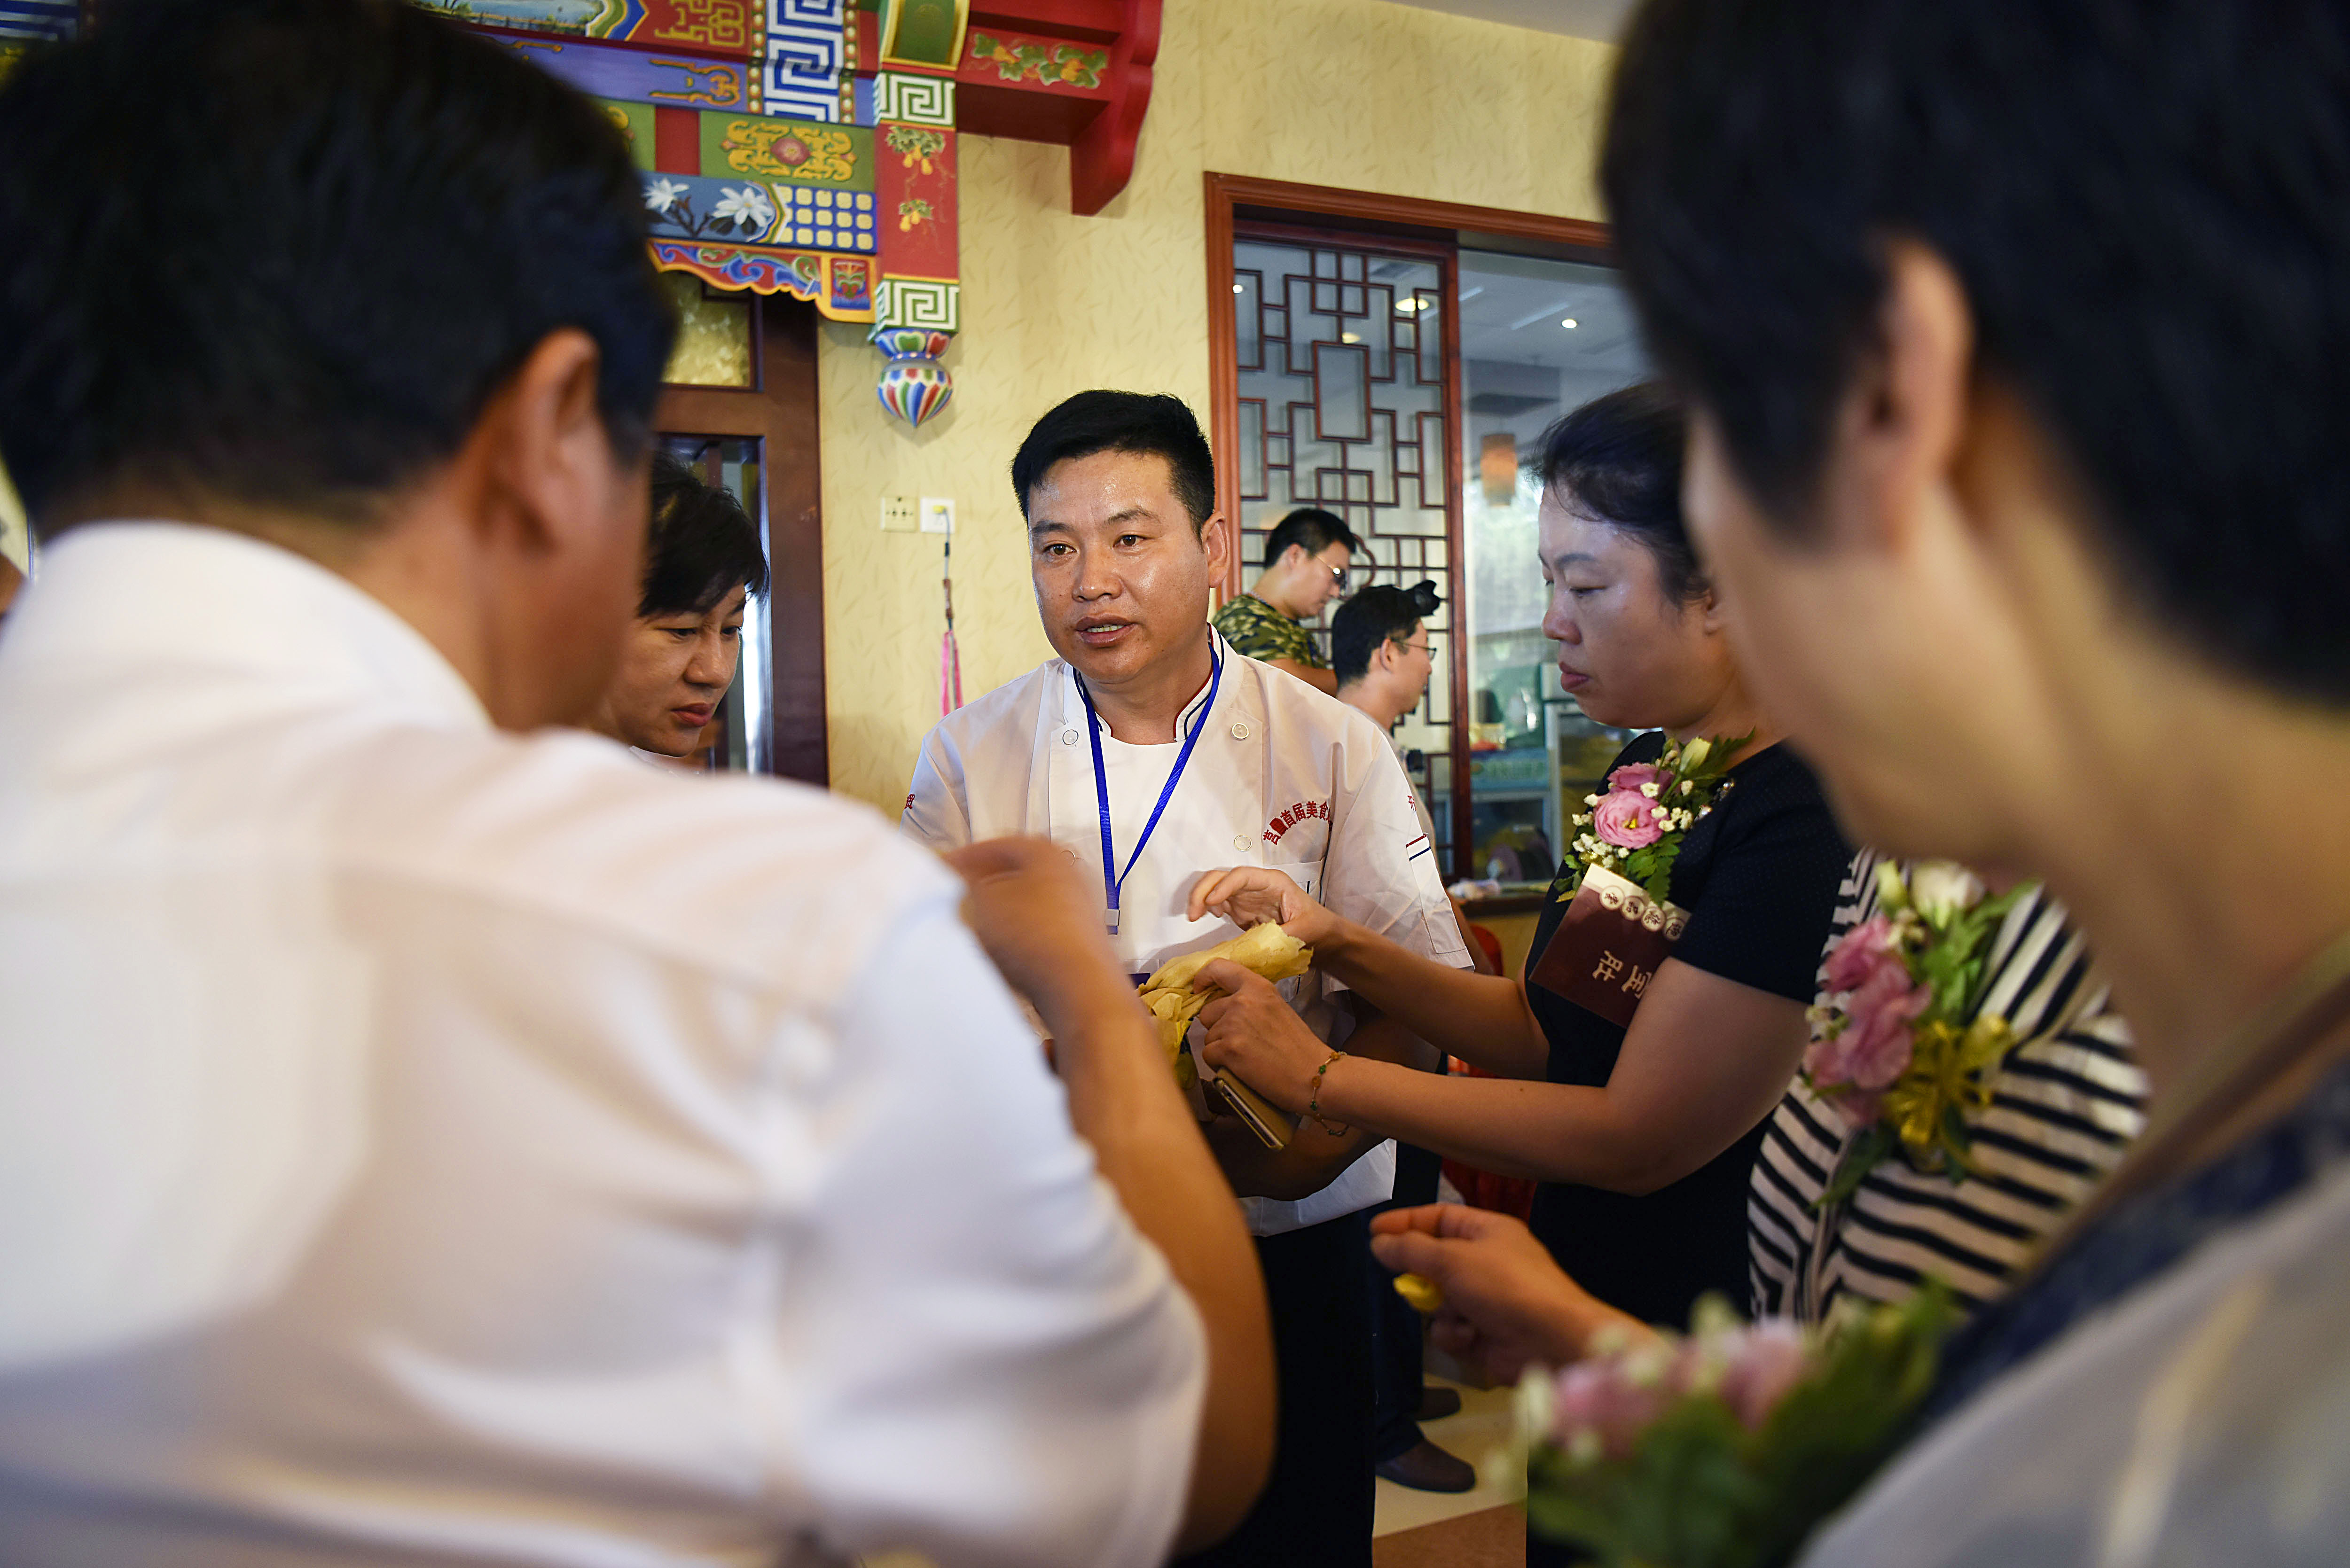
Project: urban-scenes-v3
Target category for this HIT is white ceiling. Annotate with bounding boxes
[1373,0,1639,45]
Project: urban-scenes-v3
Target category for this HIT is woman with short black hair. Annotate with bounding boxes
[586,452,768,760]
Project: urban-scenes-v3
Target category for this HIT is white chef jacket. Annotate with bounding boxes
[0,523,1205,1568]
[903,633,1469,1237]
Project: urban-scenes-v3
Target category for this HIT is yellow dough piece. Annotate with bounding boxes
[1392,1273,1445,1315]
[1135,923,1313,1080]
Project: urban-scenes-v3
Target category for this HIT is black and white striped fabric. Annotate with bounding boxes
[1749,850,2146,1322]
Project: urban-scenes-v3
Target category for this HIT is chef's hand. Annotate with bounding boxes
[1193,961,1330,1113]
[942,837,1131,1034]
[1186,866,1339,948]
[1369,1204,1651,1384]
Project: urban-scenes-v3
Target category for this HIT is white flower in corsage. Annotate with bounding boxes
[1555,732,1754,905]
[1513,1288,1954,1568]
[1802,860,2033,1205]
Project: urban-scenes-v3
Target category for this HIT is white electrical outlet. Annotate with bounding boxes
[919,496,956,535]
[879,495,918,532]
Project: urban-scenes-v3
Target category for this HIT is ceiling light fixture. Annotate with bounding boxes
[1232,282,1246,294]
[1561,318,1579,329]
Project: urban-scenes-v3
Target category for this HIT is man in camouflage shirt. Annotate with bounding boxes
[1211,507,1362,694]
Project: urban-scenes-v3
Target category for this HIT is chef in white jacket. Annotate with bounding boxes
[904,390,1468,1568]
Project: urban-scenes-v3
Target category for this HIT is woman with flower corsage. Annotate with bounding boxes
[1749,854,2146,1322]
[1189,385,1853,1354]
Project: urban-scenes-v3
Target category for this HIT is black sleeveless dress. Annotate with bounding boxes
[1521,732,1852,1327]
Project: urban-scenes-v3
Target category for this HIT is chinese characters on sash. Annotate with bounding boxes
[1527,864,1688,1028]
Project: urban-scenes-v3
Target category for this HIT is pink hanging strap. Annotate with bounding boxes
[940,538,963,715]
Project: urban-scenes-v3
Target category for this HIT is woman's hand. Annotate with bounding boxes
[1369,1204,1650,1383]
[1193,962,1331,1113]
[1186,866,1339,949]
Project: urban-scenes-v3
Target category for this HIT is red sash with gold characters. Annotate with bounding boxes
[1528,864,1689,1027]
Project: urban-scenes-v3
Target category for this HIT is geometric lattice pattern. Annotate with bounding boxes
[876,276,960,333]
[766,0,847,122]
[1232,234,1459,862]
[872,70,956,126]
[776,185,878,251]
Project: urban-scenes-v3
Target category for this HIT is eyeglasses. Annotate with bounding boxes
[1389,635,1436,657]
[1324,562,1348,590]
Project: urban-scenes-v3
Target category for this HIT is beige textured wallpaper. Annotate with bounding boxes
[817,0,1615,812]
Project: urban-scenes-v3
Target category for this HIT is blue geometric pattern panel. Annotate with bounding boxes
[766,0,846,123]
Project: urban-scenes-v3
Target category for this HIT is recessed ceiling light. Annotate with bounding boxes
[1561,318,1579,329]
[1341,332,1362,344]
[1396,298,1424,313]
[1232,282,1246,294]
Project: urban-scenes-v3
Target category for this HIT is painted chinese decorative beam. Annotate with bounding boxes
[416,0,767,58]
[854,0,1158,216]
[435,0,850,120]
[451,1,957,426]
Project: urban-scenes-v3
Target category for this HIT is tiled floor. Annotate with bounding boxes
[1372,1376,1525,1539]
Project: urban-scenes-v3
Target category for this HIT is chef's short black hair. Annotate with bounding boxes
[0,0,672,533]
[1605,0,2350,700]
[1010,390,1217,531]
[640,454,768,617]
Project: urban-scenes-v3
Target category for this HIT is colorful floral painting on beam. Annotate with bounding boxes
[885,125,948,174]
[966,31,1107,91]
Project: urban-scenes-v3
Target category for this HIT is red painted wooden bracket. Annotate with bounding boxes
[950,0,1162,215]
[1070,0,1158,215]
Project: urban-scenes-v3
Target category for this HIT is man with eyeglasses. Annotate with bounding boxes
[1328,580,1480,1493]
[1211,506,1363,694]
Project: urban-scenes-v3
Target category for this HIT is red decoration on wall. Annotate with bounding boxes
[876,124,958,278]
[1069,0,1158,216]
[863,0,1160,215]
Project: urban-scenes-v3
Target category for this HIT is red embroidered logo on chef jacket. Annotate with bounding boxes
[1262,799,1331,845]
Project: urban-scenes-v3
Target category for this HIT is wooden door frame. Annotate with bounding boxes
[1203,173,1613,879]
[654,291,828,787]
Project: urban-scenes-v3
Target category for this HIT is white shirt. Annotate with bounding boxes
[902,634,1469,1236]
[0,523,1205,1568]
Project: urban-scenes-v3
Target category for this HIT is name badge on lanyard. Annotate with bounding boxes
[1077,644,1223,937]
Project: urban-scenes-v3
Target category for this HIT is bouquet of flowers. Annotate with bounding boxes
[1802,861,2031,1205]
[1558,733,1753,905]
[1517,1289,1952,1568]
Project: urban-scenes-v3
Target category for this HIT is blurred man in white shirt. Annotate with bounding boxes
[0,5,1269,1565]
[904,391,1467,1567]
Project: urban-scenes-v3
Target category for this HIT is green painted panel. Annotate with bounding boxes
[597,98,656,171]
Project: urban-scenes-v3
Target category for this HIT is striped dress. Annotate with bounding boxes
[1748,851,2147,1322]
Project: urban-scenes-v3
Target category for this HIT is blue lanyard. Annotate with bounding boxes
[1076,643,1223,936]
